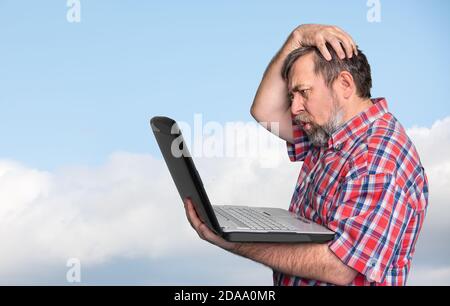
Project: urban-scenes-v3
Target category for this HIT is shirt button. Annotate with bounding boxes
[334,143,343,151]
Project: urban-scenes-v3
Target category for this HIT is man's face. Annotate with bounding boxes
[287,53,343,147]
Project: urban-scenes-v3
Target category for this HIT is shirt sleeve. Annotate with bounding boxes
[286,116,311,162]
[327,173,414,284]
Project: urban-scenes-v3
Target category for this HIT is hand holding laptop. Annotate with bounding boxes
[184,197,239,252]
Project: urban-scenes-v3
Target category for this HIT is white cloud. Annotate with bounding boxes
[407,117,450,168]
[407,266,450,286]
[0,153,201,278]
[0,118,449,285]
[406,117,450,280]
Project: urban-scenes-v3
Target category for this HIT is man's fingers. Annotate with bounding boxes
[184,201,195,229]
[199,223,234,250]
[184,199,209,240]
[333,27,358,57]
[199,223,216,242]
[316,39,332,61]
[328,38,346,60]
[183,198,238,250]
[184,198,202,230]
[335,34,355,58]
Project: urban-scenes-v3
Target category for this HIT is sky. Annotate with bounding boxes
[0,0,449,285]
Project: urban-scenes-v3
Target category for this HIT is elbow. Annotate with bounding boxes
[250,104,260,121]
[250,102,270,123]
[250,105,255,117]
[333,269,358,286]
[326,247,358,286]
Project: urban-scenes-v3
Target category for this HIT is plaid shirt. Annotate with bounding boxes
[274,98,429,286]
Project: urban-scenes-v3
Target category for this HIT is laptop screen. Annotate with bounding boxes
[150,116,222,234]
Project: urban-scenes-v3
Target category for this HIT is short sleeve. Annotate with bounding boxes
[327,173,414,284]
[286,116,311,162]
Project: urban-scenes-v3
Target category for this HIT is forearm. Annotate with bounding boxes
[233,242,356,286]
[250,44,291,120]
[184,198,358,285]
[250,38,296,142]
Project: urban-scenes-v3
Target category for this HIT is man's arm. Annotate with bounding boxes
[250,24,357,143]
[233,241,358,286]
[184,199,358,286]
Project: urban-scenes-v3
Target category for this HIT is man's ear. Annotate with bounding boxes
[337,71,355,99]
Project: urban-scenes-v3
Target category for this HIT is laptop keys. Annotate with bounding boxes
[215,207,296,231]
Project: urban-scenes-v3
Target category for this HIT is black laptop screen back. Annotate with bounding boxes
[150,116,221,234]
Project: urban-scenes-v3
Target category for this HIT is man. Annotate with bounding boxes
[184,24,428,286]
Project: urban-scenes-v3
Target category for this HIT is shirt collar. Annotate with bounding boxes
[327,97,389,150]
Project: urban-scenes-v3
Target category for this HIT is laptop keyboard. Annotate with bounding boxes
[215,207,297,231]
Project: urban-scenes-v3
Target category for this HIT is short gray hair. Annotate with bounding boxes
[281,43,372,99]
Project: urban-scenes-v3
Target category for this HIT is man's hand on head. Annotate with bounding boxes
[284,24,357,61]
[183,197,241,252]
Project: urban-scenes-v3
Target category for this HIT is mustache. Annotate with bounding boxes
[294,113,313,125]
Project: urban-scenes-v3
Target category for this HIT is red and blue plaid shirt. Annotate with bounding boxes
[275,98,429,286]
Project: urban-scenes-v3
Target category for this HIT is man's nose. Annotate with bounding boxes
[290,95,305,116]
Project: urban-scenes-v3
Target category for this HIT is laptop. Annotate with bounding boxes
[150,116,335,243]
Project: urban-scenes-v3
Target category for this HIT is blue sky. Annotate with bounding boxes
[0,1,450,285]
[0,0,449,170]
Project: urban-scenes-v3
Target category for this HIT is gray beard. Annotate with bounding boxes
[303,101,344,148]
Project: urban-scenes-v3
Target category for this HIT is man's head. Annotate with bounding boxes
[281,44,372,147]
